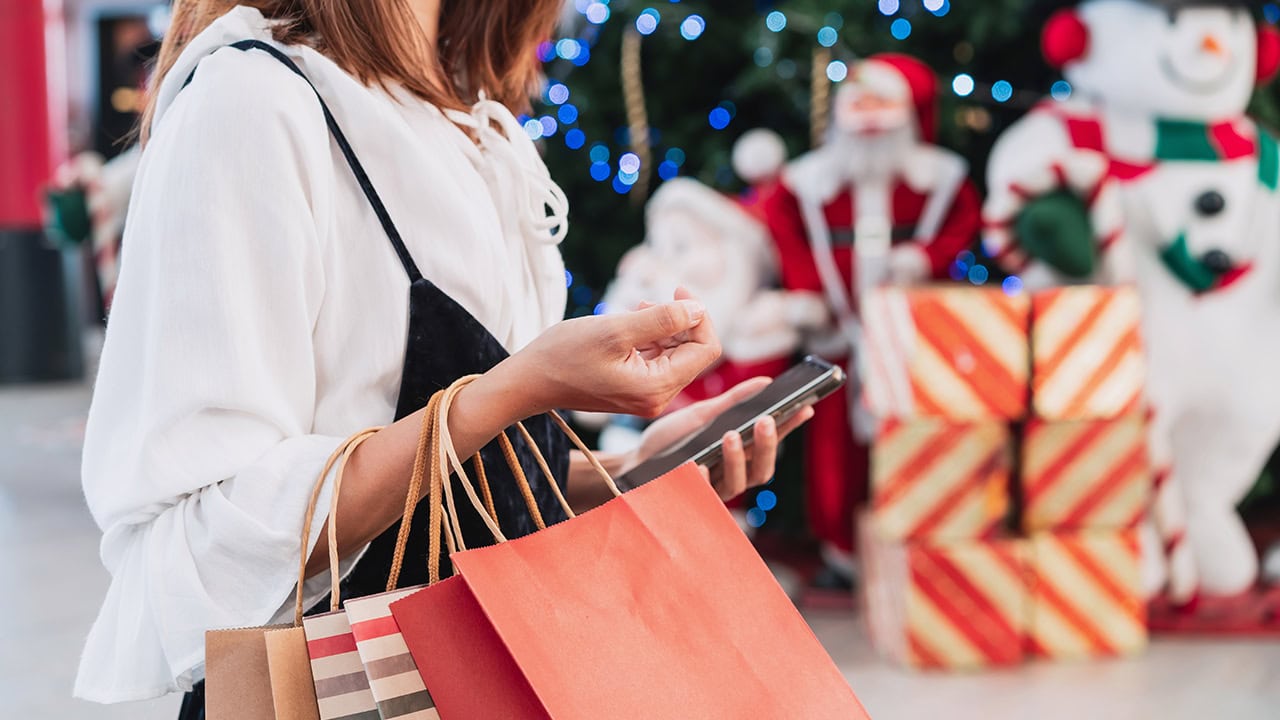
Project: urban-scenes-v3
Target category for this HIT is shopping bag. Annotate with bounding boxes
[205,428,378,720]
[344,390,556,720]
[301,429,383,720]
[391,379,869,719]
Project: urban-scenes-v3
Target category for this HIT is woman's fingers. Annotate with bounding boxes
[776,405,815,440]
[749,417,778,489]
[717,430,749,500]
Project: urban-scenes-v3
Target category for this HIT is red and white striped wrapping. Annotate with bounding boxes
[345,589,439,720]
[863,287,1030,421]
[870,418,1013,541]
[1021,415,1151,532]
[1026,528,1147,659]
[1030,286,1145,421]
[862,518,1029,670]
[302,611,378,720]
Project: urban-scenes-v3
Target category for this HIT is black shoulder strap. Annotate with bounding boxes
[182,39,423,282]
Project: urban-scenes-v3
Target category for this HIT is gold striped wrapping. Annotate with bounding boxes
[1030,286,1145,421]
[1026,528,1147,659]
[1021,415,1152,532]
[870,418,1013,541]
[864,287,1031,421]
[862,517,1030,670]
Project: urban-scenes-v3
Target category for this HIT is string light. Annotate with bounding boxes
[680,14,706,40]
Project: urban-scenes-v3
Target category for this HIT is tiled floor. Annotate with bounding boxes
[4,380,1279,720]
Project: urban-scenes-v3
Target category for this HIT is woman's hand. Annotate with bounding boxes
[622,377,814,501]
[497,288,722,420]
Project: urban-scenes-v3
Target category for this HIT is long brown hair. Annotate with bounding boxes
[142,0,562,140]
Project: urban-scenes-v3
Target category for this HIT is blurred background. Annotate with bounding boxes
[3,1,1280,718]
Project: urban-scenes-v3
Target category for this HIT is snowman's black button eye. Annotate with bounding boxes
[1195,190,1226,216]
[1202,249,1233,273]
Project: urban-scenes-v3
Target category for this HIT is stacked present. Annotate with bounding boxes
[861,285,1150,670]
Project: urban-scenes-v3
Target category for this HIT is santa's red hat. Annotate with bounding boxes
[854,53,939,143]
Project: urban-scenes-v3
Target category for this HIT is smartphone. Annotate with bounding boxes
[614,356,846,491]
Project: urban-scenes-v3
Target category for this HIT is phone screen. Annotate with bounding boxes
[614,357,845,490]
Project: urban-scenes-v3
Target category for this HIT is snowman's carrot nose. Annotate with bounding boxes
[1201,34,1226,56]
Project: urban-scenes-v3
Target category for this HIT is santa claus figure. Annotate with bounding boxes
[739,53,982,586]
[984,0,1280,609]
[597,178,828,451]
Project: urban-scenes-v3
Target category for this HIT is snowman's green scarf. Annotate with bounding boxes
[1151,118,1278,292]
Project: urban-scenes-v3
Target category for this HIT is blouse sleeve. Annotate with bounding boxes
[75,47,353,701]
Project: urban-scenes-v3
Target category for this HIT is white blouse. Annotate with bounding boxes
[74,6,568,703]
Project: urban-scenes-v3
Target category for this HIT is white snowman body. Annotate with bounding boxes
[985,0,1280,599]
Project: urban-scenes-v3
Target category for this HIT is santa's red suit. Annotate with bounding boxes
[739,53,982,557]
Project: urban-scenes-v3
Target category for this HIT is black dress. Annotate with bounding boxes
[177,41,570,719]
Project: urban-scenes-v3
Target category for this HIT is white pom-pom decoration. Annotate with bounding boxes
[732,129,787,183]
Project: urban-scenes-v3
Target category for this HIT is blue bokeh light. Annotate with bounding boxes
[766,10,787,32]
[636,8,660,35]
[878,0,900,15]
[756,490,778,511]
[666,147,686,166]
[890,18,912,40]
[817,26,838,48]
[827,60,848,82]
[612,175,633,194]
[565,129,585,149]
[555,39,581,61]
[539,116,558,136]
[589,161,610,181]
[680,14,706,40]
[745,508,767,528]
[564,269,574,287]
[585,1,610,24]
[992,80,1014,102]
[558,103,579,124]
[589,143,610,163]
[1050,80,1072,101]
[952,73,975,97]
[619,152,641,174]
[1002,275,1024,296]
[547,83,569,105]
[658,160,679,180]
[523,118,543,140]
[708,107,731,129]
[967,264,990,285]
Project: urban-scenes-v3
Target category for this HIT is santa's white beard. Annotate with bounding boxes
[835,123,915,184]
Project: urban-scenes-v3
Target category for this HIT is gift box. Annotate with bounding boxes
[862,519,1030,670]
[1021,415,1151,532]
[1026,528,1147,659]
[870,417,1013,541]
[1030,286,1145,420]
[864,286,1030,421]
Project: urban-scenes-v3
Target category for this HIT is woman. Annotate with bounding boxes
[73,0,812,714]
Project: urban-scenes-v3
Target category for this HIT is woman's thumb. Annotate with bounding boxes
[622,299,706,343]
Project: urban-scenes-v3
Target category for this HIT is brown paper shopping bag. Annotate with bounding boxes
[391,378,871,719]
[205,428,379,720]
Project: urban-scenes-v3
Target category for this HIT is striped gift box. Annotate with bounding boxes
[1030,286,1145,421]
[870,417,1012,541]
[1026,528,1147,659]
[864,287,1030,421]
[862,518,1029,670]
[344,589,439,720]
[1021,415,1151,532]
[302,611,379,720]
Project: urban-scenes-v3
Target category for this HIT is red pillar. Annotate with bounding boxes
[0,0,66,228]
[0,0,80,383]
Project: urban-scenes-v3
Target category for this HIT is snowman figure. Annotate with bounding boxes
[984,0,1280,605]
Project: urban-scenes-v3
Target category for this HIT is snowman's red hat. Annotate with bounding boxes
[1041,0,1280,85]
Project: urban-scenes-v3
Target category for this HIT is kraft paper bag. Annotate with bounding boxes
[264,626,321,720]
[388,380,869,719]
[204,428,379,720]
[205,625,284,720]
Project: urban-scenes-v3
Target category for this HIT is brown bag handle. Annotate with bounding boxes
[433,376,621,550]
[293,427,383,625]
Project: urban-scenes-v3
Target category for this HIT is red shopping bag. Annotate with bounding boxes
[391,381,868,719]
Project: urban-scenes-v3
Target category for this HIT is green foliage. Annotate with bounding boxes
[540,0,1043,312]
